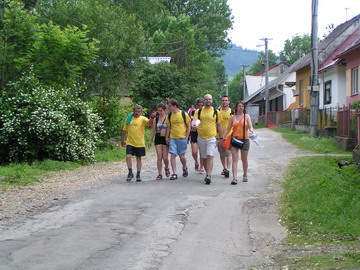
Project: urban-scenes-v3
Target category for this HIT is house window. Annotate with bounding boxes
[352,67,359,95]
[324,80,331,104]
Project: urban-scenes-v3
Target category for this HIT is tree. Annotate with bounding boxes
[279,34,311,65]
[0,1,98,92]
[37,0,145,97]
[248,50,278,75]
[160,0,233,56]
[131,62,189,109]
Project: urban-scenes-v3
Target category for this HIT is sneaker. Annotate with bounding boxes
[204,175,211,185]
[126,172,134,182]
[182,167,188,177]
[223,169,230,178]
[136,175,142,182]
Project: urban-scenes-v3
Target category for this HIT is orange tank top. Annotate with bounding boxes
[232,115,249,139]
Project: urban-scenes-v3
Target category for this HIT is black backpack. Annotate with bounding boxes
[197,108,218,122]
[168,111,187,127]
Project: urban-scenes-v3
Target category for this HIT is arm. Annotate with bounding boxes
[121,130,127,147]
[186,121,191,138]
[246,114,254,133]
[216,124,223,144]
[223,115,234,138]
[165,126,170,145]
[147,118,156,148]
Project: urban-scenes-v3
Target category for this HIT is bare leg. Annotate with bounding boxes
[179,154,187,169]
[155,144,163,175]
[191,143,199,168]
[126,154,132,169]
[171,154,177,174]
[136,156,142,172]
[240,150,249,178]
[206,156,214,175]
[225,156,232,171]
[231,147,239,180]
[162,145,169,171]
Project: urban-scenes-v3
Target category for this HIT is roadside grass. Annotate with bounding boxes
[0,160,84,189]
[0,130,152,189]
[271,126,350,154]
[272,127,360,268]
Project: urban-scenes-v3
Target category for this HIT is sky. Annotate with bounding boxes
[227,0,360,53]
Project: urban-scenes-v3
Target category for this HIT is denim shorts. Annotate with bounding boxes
[169,138,188,156]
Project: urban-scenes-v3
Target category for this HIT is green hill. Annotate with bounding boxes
[221,44,260,78]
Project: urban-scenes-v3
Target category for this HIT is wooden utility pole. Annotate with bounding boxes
[310,0,319,136]
[260,38,272,125]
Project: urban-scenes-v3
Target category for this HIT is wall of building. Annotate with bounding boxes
[296,67,311,108]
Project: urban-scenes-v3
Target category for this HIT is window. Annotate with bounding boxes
[324,80,332,104]
[352,67,359,95]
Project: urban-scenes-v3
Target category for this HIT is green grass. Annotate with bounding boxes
[0,160,84,188]
[0,129,153,188]
[271,127,350,154]
[278,251,360,269]
[281,156,360,242]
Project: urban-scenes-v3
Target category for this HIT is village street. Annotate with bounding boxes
[0,129,302,270]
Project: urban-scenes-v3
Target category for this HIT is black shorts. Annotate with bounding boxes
[189,130,198,143]
[126,145,146,157]
[155,134,167,145]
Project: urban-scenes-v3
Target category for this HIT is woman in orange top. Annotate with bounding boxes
[223,101,253,185]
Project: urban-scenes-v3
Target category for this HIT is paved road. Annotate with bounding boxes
[0,129,300,270]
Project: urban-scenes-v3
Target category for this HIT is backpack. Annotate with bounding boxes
[168,110,187,127]
[197,108,218,122]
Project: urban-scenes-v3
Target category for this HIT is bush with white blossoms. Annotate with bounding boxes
[0,73,103,163]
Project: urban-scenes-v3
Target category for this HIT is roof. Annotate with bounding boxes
[291,14,360,72]
[244,57,303,103]
[319,28,360,72]
[245,75,277,97]
[254,62,290,76]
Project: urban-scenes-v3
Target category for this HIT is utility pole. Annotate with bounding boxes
[260,38,272,125]
[345,7,349,21]
[241,65,248,100]
[310,0,319,136]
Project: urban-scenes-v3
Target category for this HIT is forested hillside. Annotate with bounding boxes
[221,44,260,78]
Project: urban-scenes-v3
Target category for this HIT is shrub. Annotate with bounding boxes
[0,72,103,163]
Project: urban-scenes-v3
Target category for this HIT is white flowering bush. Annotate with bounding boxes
[0,73,103,163]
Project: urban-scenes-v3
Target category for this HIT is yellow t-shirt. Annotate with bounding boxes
[194,107,222,139]
[218,108,232,137]
[166,111,190,139]
[123,115,149,147]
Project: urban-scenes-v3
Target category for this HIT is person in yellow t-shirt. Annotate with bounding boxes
[192,94,224,185]
[218,96,232,178]
[165,99,191,180]
[121,105,150,182]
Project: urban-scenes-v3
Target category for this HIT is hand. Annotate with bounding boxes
[147,141,152,148]
[166,137,170,145]
[121,141,126,147]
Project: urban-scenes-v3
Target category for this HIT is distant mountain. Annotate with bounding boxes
[221,44,260,78]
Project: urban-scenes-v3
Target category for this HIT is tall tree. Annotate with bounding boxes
[248,50,278,75]
[37,0,145,97]
[160,0,233,56]
[279,34,311,65]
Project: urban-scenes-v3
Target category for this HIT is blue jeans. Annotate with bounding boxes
[169,138,187,156]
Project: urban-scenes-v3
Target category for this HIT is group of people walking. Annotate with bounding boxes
[121,94,253,185]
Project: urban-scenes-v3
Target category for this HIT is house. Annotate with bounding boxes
[318,27,360,108]
[244,75,277,99]
[292,14,360,109]
[335,31,360,105]
[243,60,299,116]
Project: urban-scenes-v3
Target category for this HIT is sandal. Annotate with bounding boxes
[156,174,163,180]
[170,174,178,180]
[243,176,248,182]
[182,167,188,177]
[231,179,238,185]
[165,168,170,177]
[195,163,199,171]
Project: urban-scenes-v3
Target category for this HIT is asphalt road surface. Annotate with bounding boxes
[0,129,300,270]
